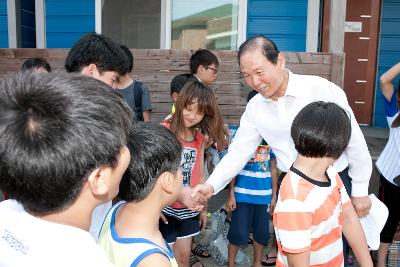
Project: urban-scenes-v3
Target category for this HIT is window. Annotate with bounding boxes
[102,0,161,48]
[171,0,239,50]
[99,0,246,49]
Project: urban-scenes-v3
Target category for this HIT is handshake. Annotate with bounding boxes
[180,183,215,212]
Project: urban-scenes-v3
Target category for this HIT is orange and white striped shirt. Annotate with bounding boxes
[273,165,351,267]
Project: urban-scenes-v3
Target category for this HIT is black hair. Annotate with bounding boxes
[291,101,351,160]
[65,32,129,75]
[0,72,132,213]
[189,49,219,74]
[120,45,134,73]
[247,90,258,102]
[238,35,280,65]
[21,58,51,72]
[118,122,182,202]
[170,73,193,96]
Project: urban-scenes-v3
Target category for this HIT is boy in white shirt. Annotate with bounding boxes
[0,72,132,267]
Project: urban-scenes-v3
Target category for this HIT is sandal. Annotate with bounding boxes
[261,254,277,266]
[190,254,204,267]
[191,244,210,258]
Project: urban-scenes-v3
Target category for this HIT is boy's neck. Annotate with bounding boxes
[292,155,334,182]
[115,195,165,245]
[117,75,133,89]
[35,200,94,231]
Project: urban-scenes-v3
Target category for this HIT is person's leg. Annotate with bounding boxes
[227,202,251,266]
[228,243,240,267]
[376,242,391,267]
[339,167,351,266]
[252,204,269,267]
[174,237,193,267]
[377,176,400,267]
[176,215,201,267]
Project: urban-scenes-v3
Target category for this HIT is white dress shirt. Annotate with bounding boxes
[376,113,400,185]
[206,70,372,197]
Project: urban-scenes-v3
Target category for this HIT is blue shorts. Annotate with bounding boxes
[159,214,200,244]
[227,202,269,246]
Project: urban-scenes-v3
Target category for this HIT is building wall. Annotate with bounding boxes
[0,0,7,47]
[21,0,36,48]
[246,0,308,52]
[46,0,94,48]
[373,0,400,127]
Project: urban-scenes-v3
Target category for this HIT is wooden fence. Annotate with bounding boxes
[0,49,344,124]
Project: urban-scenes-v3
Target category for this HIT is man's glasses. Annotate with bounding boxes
[204,65,218,74]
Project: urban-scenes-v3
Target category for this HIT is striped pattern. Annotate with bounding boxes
[98,202,178,267]
[376,93,400,185]
[273,166,350,266]
[234,145,275,204]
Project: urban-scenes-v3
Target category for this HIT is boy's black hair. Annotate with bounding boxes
[118,122,182,202]
[238,35,280,65]
[291,101,351,160]
[120,45,134,73]
[170,73,193,95]
[21,57,51,72]
[247,90,258,102]
[65,32,129,75]
[0,72,132,213]
[189,49,219,74]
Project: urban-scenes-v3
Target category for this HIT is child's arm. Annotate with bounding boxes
[342,203,373,267]
[286,251,311,267]
[270,157,278,213]
[225,178,236,212]
[380,63,400,101]
[199,139,208,229]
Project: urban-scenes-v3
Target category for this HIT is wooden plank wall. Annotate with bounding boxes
[0,49,344,124]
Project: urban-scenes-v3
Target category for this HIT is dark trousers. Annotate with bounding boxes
[277,167,352,267]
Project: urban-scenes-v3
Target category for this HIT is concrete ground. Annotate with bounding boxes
[196,126,389,267]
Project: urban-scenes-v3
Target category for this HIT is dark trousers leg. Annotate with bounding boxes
[339,167,351,267]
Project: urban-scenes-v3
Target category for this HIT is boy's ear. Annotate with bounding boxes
[87,166,110,197]
[277,53,286,70]
[171,92,179,103]
[81,63,98,76]
[159,171,175,194]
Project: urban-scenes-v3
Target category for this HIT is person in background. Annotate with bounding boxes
[160,80,228,267]
[225,90,279,267]
[375,62,400,267]
[189,49,219,88]
[21,57,51,73]
[65,32,129,89]
[98,123,182,267]
[117,45,152,122]
[274,101,372,267]
[0,72,132,266]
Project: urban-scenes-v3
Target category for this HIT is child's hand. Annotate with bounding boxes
[269,196,277,214]
[160,213,168,224]
[225,193,236,212]
[199,211,208,230]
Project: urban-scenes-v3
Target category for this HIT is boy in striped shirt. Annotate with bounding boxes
[225,90,279,267]
[273,102,372,267]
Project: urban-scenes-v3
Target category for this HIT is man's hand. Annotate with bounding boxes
[351,196,371,218]
[179,186,206,212]
[191,183,214,200]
